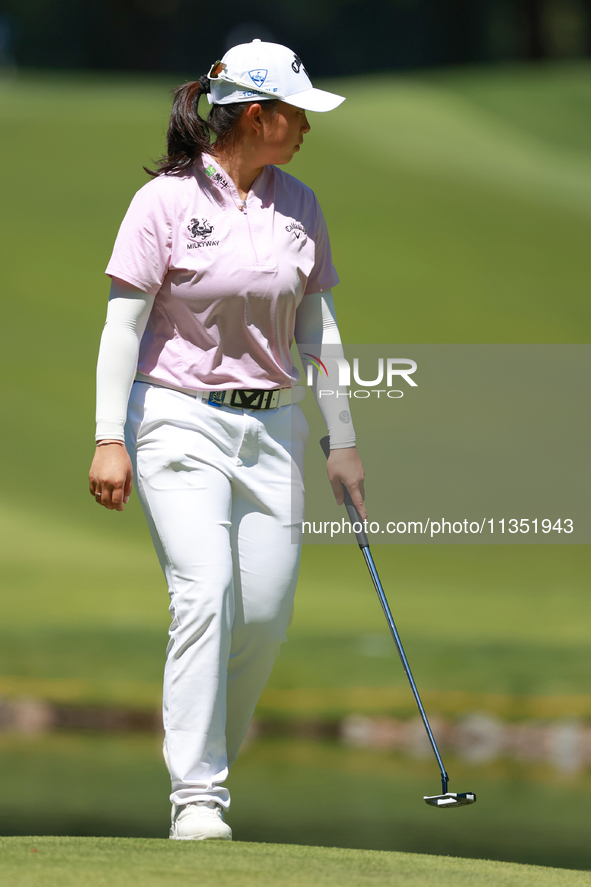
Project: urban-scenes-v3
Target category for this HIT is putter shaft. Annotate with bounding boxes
[361,546,449,795]
[318,435,449,795]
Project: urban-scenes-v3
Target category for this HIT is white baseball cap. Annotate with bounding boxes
[207,39,345,113]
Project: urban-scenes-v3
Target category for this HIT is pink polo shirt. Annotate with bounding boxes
[105,153,339,391]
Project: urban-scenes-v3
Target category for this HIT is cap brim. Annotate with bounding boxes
[283,87,345,112]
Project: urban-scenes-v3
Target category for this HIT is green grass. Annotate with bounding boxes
[1,63,590,524]
[1,66,591,866]
[2,734,591,870]
[2,495,589,641]
[1,628,589,697]
[1,62,591,524]
[2,836,590,887]
[301,65,591,344]
[0,493,588,708]
[1,62,590,872]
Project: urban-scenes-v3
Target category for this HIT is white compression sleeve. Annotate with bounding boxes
[295,290,356,450]
[95,284,155,441]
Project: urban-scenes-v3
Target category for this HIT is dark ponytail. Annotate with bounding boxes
[145,75,280,177]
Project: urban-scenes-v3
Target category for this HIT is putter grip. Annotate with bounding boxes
[319,436,368,548]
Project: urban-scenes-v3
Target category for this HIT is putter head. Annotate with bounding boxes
[424,791,476,808]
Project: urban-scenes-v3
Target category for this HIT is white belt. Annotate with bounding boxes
[198,386,306,410]
[135,374,306,410]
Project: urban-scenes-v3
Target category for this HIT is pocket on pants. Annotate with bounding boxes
[126,383,194,489]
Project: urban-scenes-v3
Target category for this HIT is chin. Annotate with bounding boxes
[274,155,295,166]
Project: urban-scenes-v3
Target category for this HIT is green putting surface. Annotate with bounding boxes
[1,735,590,871]
[2,837,591,887]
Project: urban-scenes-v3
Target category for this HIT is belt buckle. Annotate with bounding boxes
[208,390,226,408]
[229,390,264,410]
[208,389,282,410]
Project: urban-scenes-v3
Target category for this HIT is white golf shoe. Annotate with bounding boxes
[169,801,232,841]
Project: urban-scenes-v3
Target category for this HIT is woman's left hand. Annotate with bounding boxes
[326,446,366,521]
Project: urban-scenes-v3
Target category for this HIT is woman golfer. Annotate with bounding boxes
[89,39,365,841]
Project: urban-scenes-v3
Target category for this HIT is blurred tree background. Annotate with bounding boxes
[1,0,591,75]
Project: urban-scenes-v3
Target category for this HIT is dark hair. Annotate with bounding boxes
[145,75,280,177]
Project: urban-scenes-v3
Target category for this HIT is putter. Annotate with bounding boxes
[320,437,476,809]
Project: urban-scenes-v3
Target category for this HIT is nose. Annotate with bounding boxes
[301,112,310,134]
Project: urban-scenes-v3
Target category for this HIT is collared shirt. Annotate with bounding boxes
[105,153,339,391]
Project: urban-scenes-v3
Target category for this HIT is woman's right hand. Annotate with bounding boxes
[89,443,133,511]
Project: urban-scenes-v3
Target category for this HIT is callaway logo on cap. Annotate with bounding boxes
[207,39,345,113]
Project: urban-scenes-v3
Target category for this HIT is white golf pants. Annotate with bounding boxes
[126,381,308,809]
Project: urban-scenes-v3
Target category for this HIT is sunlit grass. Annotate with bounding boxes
[0,62,589,706]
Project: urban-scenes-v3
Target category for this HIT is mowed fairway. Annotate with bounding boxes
[2,837,591,887]
[1,64,591,867]
[0,64,590,710]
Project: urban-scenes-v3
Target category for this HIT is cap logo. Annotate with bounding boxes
[291,54,307,75]
[248,69,268,87]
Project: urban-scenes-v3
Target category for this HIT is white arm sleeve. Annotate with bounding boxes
[295,290,356,450]
[95,285,155,441]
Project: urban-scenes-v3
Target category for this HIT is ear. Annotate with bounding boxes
[243,102,265,135]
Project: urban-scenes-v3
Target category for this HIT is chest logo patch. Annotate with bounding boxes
[187,218,220,250]
[188,218,213,239]
[285,220,307,240]
[205,164,229,189]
